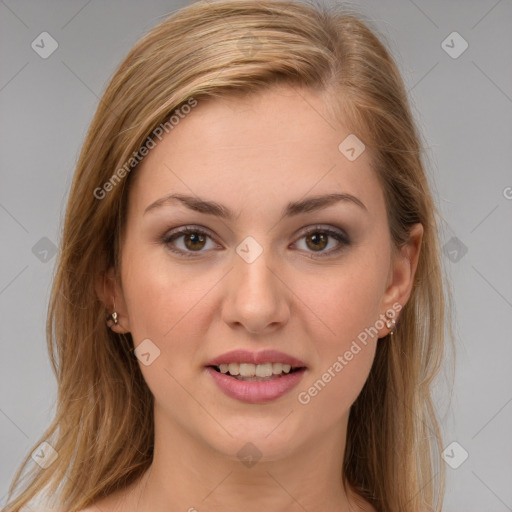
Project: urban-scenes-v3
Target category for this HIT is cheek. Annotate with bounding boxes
[123,271,178,339]
[121,242,206,339]
[119,248,211,416]
[295,279,380,425]
[297,255,386,346]
[295,340,376,436]
[292,256,385,416]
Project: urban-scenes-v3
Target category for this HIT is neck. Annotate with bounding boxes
[127,404,360,512]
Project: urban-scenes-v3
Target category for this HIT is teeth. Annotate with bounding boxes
[217,362,296,377]
[228,363,239,375]
[272,363,283,374]
[256,363,272,377]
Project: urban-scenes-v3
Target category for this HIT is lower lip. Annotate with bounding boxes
[205,367,306,404]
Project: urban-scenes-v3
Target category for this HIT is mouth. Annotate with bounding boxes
[204,349,307,403]
[206,365,306,403]
[208,362,305,382]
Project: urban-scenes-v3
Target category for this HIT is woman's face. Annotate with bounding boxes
[109,85,421,460]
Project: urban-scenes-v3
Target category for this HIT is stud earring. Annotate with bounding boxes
[106,298,118,327]
[385,310,396,335]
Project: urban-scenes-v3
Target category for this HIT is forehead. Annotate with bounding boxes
[128,86,383,217]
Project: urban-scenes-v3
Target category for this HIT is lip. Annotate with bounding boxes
[204,349,307,404]
[205,366,307,403]
[205,349,306,368]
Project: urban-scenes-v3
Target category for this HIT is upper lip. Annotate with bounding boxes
[205,349,306,368]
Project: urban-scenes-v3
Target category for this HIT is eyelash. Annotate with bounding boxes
[161,225,350,259]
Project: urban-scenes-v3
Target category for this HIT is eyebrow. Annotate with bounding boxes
[143,192,367,219]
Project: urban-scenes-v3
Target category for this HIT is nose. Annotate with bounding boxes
[221,248,290,334]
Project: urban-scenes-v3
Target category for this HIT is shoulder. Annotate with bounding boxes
[75,487,131,512]
[75,472,146,512]
[76,500,117,512]
[76,503,114,512]
[75,497,116,512]
[76,506,109,512]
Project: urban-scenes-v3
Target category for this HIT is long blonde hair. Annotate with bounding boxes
[4,1,453,510]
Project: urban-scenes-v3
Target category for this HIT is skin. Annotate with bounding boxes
[92,85,423,512]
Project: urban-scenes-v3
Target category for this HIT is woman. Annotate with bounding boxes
[4,1,453,511]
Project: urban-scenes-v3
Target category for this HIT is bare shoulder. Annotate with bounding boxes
[75,493,124,512]
[76,503,115,512]
[76,472,147,512]
[81,479,147,512]
[76,503,112,512]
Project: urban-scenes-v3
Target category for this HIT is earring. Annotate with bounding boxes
[385,310,396,335]
[106,298,118,327]
[106,311,118,327]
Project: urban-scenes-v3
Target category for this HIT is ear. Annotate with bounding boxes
[94,266,131,334]
[377,223,423,336]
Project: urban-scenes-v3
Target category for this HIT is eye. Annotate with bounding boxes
[293,226,350,257]
[162,226,220,257]
[161,225,350,258]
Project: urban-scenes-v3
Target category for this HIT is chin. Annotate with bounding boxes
[200,417,305,462]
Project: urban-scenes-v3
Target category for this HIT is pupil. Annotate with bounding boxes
[307,233,327,251]
[186,233,205,250]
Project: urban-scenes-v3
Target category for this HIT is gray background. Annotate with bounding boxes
[1,0,511,510]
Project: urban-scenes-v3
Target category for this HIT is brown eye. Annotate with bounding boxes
[305,232,329,251]
[183,232,207,251]
[162,227,219,257]
[294,227,350,257]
